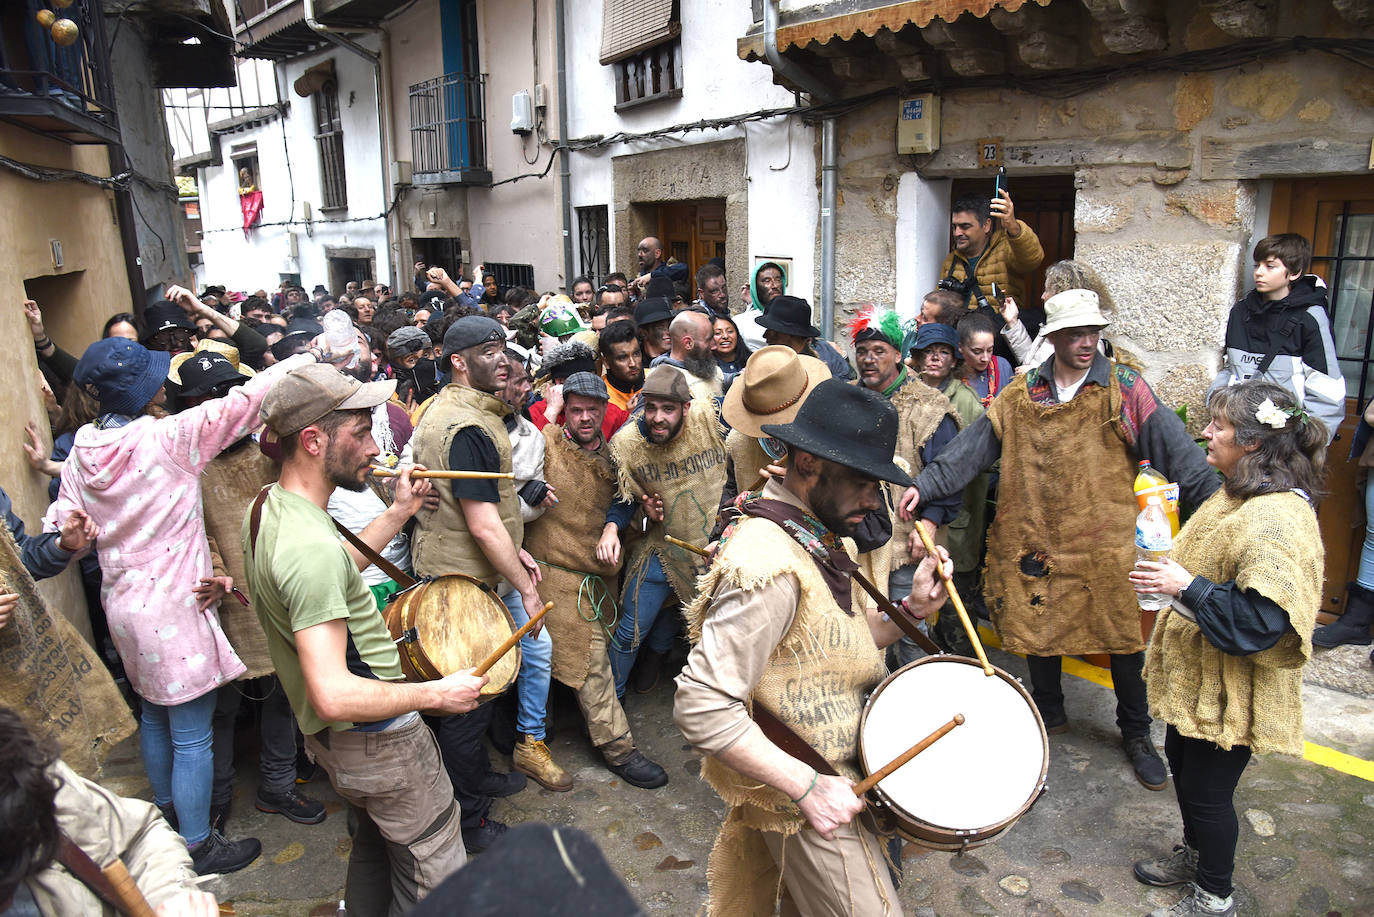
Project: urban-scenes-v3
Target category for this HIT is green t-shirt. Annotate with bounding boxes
[241,484,403,734]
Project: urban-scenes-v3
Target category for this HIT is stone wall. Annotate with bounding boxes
[824,50,1372,424]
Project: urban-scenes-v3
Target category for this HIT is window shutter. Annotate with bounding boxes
[599,0,679,65]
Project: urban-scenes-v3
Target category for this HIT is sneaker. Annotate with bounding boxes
[1124,735,1168,790]
[461,817,508,854]
[1133,843,1198,887]
[606,750,669,789]
[189,830,261,875]
[478,770,528,798]
[209,800,230,834]
[632,650,665,694]
[1147,884,1235,917]
[513,734,573,792]
[255,787,326,825]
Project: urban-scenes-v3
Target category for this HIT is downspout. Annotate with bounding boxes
[302,0,394,281]
[763,0,837,340]
[555,0,574,289]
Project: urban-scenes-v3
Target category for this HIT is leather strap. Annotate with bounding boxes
[330,517,417,590]
[248,484,271,547]
[849,569,943,656]
[750,704,839,778]
[57,835,124,914]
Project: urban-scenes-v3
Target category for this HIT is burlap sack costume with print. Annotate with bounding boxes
[724,427,771,493]
[0,527,133,779]
[687,518,888,917]
[203,443,277,678]
[523,425,621,688]
[608,396,726,603]
[1146,490,1322,755]
[985,369,1142,656]
[410,384,523,585]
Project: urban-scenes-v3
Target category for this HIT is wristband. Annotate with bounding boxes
[791,769,818,804]
[34,337,52,350]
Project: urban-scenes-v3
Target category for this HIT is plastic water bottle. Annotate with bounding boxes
[1135,496,1173,612]
[322,310,360,370]
[1133,460,1180,536]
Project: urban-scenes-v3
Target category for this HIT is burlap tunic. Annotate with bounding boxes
[523,426,621,688]
[985,369,1143,656]
[1145,490,1322,755]
[724,427,770,494]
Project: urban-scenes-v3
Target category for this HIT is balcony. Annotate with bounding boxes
[409,72,491,187]
[0,2,119,144]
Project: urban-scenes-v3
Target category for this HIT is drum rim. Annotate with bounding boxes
[385,574,520,691]
[857,654,1049,840]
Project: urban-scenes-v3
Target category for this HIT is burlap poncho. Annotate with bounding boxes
[608,397,726,603]
[1145,489,1322,755]
[724,427,770,494]
[985,368,1142,655]
[523,425,621,688]
[687,517,887,917]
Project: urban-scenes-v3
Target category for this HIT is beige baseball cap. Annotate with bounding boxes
[260,363,396,436]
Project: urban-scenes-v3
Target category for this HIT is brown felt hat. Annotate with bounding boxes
[261,362,395,436]
[640,365,692,403]
[722,345,830,439]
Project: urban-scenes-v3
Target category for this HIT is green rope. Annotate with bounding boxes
[536,559,618,640]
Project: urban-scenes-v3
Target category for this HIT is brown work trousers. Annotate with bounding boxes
[577,624,636,764]
[761,819,903,917]
[306,713,466,917]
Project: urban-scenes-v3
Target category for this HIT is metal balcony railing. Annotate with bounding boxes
[0,0,119,144]
[408,71,490,185]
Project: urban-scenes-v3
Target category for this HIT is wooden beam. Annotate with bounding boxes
[919,132,1193,176]
[1200,135,1374,179]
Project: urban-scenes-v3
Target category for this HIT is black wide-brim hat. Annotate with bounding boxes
[756,295,822,338]
[761,379,913,486]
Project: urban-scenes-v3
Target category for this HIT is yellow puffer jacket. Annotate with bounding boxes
[939,221,1045,310]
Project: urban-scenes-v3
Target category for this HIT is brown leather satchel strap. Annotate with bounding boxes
[248,484,272,548]
[57,834,125,914]
[750,704,839,778]
[330,516,417,590]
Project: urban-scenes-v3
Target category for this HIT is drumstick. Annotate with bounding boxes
[473,602,554,676]
[912,521,994,676]
[371,467,514,480]
[666,535,710,557]
[101,859,158,917]
[851,714,964,796]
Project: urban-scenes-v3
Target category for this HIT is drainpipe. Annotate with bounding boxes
[764,0,837,340]
[555,0,574,289]
[302,0,394,281]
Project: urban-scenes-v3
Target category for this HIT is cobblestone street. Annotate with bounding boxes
[98,640,1374,916]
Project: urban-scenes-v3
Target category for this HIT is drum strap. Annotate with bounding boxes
[750,705,839,778]
[330,517,418,590]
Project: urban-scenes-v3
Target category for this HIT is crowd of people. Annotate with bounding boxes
[0,194,1358,917]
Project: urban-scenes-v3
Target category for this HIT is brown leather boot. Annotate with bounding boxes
[513,734,573,792]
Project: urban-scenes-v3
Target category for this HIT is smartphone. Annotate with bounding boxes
[993,165,1007,200]
[991,281,1003,304]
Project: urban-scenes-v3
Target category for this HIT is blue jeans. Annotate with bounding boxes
[140,690,218,845]
[609,554,679,699]
[500,588,553,739]
[1360,480,1374,590]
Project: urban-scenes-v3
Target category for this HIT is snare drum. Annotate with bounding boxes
[384,574,519,701]
[857,656,1048,850]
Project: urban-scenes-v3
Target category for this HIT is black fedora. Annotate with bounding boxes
[756,295,822,339]
[634,297,673,327]
[761,379,912,485]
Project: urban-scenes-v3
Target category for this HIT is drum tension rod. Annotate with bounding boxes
[393,627,419,646]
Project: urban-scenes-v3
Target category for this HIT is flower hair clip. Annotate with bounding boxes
[1255,397,1306,430]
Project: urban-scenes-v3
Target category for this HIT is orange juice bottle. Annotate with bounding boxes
[1134,461,1180,536]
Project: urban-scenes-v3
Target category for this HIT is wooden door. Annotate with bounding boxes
[696,200,726,275]
[1269,177,1374,615]
[658,203,696,284]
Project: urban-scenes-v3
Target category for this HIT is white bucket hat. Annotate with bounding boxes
[1039,289,1110,336]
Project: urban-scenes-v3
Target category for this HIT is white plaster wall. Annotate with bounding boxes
[895,172,952,320]
[195,45,390,293]
[564,0,818,296]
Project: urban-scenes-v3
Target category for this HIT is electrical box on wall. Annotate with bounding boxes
[511,90,534,134]
[897,94,940,154]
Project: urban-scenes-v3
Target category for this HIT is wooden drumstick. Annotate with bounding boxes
[911,521,994,676]
[372,467,514,480]
[851,714,965,796]
[473,602,554,676]
[666,535,710,557]
[101,859,158,917]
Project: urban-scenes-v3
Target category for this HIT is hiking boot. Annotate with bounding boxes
[607,750,669,789]
[189,830,261,875]
[157,803,178,833]
[209,800,230,834]
[1037,704,1069,736]
[632,649,665,694]
[1312,583,1374,647]
[1147,884,1235,917]
[255,787,326,825]
[513,734,573,791]
[1125,735,1168,790]
[1133,843,1199,887]
[461,817,508,854]
[478,770,528,798]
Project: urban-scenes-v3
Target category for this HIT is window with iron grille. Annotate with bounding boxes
[577,206,610,286]
[485,262,535,292]
[314,81,347,210]
[613,40,681,110]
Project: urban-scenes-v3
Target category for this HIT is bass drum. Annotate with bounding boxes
[384,574,518,702]
[858,656,1048,850]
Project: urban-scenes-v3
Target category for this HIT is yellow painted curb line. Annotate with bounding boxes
[973,624,1374,783]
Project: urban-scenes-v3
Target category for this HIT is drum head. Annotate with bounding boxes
[414,575,519,694]
[861,657,1046,833]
